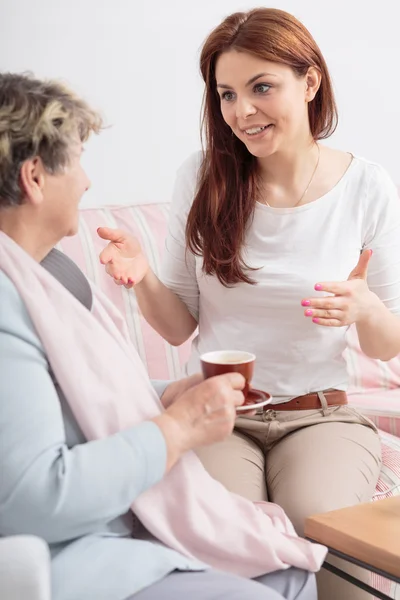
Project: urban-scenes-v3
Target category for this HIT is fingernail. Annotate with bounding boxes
[301,300,311,306]
[305,309,313,316]
[315,284,323,291]
[128,279,134,284]
[370,249,373,256]
[312,317,319,323]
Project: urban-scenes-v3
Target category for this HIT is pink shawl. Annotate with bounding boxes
[0,232,327,577]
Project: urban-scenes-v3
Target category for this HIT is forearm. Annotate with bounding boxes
[134,269,197,345]
[1,422,167,543]
[357,294,400,360]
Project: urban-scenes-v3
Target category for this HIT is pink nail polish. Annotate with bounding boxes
[301,300,311,306]
[315,284,323,291]
[305,309,313,316]
[312,317,319,323]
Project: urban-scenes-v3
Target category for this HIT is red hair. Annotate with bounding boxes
[186,8,338,285]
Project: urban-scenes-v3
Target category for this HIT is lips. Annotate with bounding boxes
[239,124,273,140]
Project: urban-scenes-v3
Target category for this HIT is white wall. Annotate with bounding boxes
[0,0,399,207]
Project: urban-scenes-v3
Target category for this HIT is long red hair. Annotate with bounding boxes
[186,8,338,286]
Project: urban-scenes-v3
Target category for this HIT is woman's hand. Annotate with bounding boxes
[160,374,204,409]
[97,227,149,288]
[153,373,245,470]
[301,249,379,327]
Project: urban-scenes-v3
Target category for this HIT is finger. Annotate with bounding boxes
[348,249,373,281]
[187,373,204,386]
[313,282,350,295]
[216,372,246,391]
[97,227,128,244]
[311,317,346,327]
[100,246,116,265]
[208,391,245,412]
[301,297,346,310]
[304,308,343,320]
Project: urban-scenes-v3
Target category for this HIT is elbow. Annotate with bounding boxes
[167,334,191,347]
[360,346,398,362]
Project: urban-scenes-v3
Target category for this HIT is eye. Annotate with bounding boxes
[254,83,271,94]
[221,91,236,102]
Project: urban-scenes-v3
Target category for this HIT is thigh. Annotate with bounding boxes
[130,569,287,600]
[266,421,381,600]
[195,429,268,501]
[266,421,381,535]
[255,568,317,600]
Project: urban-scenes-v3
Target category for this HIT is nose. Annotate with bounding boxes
[235,96,257,120]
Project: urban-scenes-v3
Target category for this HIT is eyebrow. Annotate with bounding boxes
[216,72,278,89]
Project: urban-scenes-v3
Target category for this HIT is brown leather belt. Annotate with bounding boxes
[264,389,348,411]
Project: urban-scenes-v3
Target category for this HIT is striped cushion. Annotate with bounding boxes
[345,327,400,437]
[60,203,400,598]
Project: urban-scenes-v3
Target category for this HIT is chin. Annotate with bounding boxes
[245,145,277,159]
[65,222,79,237]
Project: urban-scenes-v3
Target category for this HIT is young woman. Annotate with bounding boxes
[99,8,400,599]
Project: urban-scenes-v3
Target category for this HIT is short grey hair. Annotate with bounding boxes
[0,72,103,208]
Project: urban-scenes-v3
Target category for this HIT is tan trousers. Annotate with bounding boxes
[196,397,382,600]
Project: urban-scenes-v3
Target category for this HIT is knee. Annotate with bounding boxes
[0,536,51,599]
[256,568,317,600]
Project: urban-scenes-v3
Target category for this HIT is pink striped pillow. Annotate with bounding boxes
[345,326,400,436]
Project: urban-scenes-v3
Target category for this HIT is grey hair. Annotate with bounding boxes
[0,72,103,208]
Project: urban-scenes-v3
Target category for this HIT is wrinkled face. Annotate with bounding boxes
[41,139,90,238]
[215,50,314,158]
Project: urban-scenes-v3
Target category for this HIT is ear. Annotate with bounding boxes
[19,157,46,206]
[305,66,321,103]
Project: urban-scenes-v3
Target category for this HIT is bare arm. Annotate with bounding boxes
[133,269,197,345]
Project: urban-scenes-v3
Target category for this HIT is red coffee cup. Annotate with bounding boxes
[200,350,271,411]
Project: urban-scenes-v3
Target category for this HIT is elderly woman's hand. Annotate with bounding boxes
[160,374,204,409]
[153,373,245,472]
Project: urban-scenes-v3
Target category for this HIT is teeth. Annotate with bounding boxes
[245,125,268,135]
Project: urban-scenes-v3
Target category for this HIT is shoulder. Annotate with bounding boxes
[350,156,397,194]
[0,270,43,351]
[176,150,203,181]
[335,155,398,217]
[171,151,203,211]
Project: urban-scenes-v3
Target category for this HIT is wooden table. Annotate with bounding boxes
[305,496,400,600]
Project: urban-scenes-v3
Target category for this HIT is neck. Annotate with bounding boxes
[257,135,317,189]
[0,207,54,262]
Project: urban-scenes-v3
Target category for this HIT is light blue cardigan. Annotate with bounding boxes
[0,269,205,600]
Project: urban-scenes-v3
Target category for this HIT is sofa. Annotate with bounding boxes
[2,201,400,599]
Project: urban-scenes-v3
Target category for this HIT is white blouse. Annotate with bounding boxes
[161,152,400,401]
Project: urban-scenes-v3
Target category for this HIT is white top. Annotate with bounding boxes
[161,151,400,401]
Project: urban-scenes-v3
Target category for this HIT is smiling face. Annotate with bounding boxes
[215,50,319,159]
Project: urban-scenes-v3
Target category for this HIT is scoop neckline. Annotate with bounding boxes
[255,154,358,215]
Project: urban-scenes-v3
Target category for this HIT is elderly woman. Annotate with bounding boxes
[0,73,321,600]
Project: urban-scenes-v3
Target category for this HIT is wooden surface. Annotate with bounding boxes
[305,496,400,579]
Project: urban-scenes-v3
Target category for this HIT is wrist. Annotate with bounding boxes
[357,291,383,326]
[134,265,153,289]
[152,412,189,471]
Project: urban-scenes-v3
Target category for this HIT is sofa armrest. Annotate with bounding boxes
[0,536,51,600]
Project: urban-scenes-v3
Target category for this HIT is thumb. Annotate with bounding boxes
[348,249,372,281]
[97,227,127,244]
